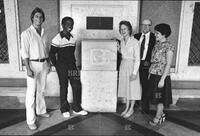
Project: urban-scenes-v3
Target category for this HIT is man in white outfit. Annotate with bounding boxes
[20,7,50,130]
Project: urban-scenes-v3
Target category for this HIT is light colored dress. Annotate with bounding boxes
[118,36,141,100]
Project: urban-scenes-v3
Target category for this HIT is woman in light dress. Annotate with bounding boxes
[117,21,141,118]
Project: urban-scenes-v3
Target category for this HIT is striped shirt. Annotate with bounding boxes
[49,33,77,67]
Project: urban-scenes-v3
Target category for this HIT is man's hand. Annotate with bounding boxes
[27,68,34,78]
[46,59,52,74]
[76,65,81,71]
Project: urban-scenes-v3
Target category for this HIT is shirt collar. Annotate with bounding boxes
[142,31,150,37]
[60,31,73,40]
[30,25,44,36]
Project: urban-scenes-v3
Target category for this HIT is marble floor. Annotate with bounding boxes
[0,97,200,136]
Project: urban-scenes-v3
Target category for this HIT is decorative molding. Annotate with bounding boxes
[0,78,26,87]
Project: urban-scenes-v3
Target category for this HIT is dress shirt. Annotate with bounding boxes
[139,32,150,60]
[21,25,49,59]
[121,36,140,75]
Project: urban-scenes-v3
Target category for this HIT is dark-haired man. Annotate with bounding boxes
[49,17,88,118]
[21,7,50,130]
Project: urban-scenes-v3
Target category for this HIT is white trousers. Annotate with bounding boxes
[26,61,49,125]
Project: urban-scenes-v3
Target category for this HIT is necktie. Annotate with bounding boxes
[140,35,146,59]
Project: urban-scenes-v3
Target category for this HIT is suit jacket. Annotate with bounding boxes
[134,32,156,68]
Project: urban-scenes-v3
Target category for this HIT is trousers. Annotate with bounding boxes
[56,64,82,113]
[139,66,151,112]
[26,61,49,125]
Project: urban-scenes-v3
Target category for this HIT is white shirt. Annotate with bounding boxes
[121,36,140,75]
[139,32,150,60]
[20,25,49,59]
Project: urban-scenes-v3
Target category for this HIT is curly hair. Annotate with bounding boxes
[119,20,133,36]
[154,23,171,38]
[61,17,74,26]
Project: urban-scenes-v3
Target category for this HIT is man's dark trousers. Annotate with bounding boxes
[139,62,151,113]
[56,63,82,113]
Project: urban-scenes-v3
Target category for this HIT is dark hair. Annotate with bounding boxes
[30,7,45,23]
[119,20,133,36]
[154,23,171,38]
[61,17,74,26]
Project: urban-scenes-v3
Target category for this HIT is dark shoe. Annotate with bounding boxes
[149,113,165,126]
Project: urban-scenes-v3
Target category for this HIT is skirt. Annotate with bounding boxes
[148,74,172,107]
[118,59,141,100]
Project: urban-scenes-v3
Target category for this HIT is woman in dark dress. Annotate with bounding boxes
[148,23,175,126]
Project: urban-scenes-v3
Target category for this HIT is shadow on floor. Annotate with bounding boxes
[0,109,55,130]
[165,111,200,132]
[33,113,163,136]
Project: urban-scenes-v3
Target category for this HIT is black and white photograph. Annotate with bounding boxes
[0,0,200,135]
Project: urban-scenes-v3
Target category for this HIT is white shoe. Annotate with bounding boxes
[38,113,50,118]
[28,123,37,130]
[73,110,88,116]
[62,112,70,118]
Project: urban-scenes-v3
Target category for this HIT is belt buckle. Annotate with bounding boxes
[143,61,149,67]
[39,59,43,62]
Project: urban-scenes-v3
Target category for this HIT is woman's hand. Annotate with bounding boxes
[130,74,137,81]
[148,74,150,79]
[117,43,121,51]
[158,78,165,88]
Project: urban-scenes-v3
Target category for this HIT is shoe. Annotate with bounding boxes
[62,112,70,118]
[121,111,127,117]
[28,123,37,130]
[38,113,50,118]
[123,110,134,118]
[149,113,165,126]
[73,110,88,116]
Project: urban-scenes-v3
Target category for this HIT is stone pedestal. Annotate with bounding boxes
[82,40,117,70]
[81,71,117,112]
[81,39,118,112]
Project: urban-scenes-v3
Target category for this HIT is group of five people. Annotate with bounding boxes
[21,7,174,130]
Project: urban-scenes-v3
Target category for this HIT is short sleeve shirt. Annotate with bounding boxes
[149,40,175,75]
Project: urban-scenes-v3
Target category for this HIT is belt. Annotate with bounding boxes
[140,60,150,69]
[30,58,48,62]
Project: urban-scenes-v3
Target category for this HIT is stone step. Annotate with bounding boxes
[172,80,200,89]
[0,78,200,89]
[0,78,26,87]
[0,87,26,103]
[172,89,200,104]
[0,87,199,105]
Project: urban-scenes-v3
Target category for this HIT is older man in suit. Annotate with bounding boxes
[134,19,156,113]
